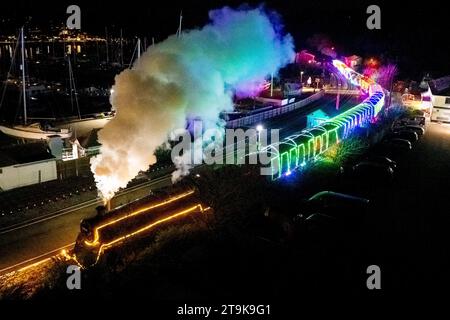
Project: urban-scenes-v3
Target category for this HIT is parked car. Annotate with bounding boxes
[295,191,370,234]
[364,155,397,169]
[393,124,425,136]
[395,116,426,127]
[381,138,413,151]
[403,125,425,136]
[409,116,426,126]
[352,161,395,182]
[295,191,370,221]
[373,138,412,162]
[306,191,370,214]
[386,130,419,143]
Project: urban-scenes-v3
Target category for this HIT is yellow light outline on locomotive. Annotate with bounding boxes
[92,204,207,264]
[84,190,195,247]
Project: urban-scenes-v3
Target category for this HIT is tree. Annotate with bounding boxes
[323,137,369,167]
[153,144,172,165]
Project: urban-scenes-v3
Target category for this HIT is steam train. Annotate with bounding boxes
[69,186,208,267]
[269,85,385,179]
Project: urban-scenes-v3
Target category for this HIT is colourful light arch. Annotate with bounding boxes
[268,88,385,179]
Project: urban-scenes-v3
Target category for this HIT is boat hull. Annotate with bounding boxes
[55,116,113,138]
[0,124,72,140]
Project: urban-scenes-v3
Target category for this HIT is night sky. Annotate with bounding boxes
[1,0,448,79]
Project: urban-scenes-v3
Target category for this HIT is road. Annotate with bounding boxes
[0,92,356,275]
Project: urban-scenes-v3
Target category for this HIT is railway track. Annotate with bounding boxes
[0,174,172,276]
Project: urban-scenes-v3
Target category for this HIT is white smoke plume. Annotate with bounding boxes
[90,6,295,201]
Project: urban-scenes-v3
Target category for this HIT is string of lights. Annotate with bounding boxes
[268,60,385,179]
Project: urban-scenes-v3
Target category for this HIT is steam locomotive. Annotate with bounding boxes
[69,186,208,267]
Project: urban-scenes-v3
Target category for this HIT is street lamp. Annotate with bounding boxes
[270,73,274,97]
[300,71,304,84]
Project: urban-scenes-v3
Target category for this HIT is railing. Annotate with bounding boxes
[226,90,325,129]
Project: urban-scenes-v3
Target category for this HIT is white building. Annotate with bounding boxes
[0,143,57,191]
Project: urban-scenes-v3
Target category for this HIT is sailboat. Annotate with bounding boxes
[0,27,72,140]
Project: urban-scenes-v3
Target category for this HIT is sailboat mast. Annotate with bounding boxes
[120,28,124,67]
[21,27,27,125]
[67,55,81,120]
[137,38,141,59]
[105,27,109,64]
[177,11,183,38]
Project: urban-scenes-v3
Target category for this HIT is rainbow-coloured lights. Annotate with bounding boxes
[332,59,375,93]
[267,87,385,180]
[264,59,386,179]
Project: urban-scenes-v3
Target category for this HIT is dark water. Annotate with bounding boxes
[0,41,135,123]
[0,89,112,124]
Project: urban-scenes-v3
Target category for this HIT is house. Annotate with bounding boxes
[0,143,57,191]
[295,50,316,65]
[307,109,330,128]
[344,55,362,71]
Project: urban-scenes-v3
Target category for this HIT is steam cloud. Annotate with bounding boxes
[90,6,295,201]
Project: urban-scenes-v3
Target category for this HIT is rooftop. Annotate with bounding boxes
[429,76,450,96]
[0,142,55,167]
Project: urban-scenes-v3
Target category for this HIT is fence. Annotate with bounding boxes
[226,90,325,129]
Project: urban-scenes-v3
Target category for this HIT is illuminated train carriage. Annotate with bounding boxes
[70,189,208,267]
[332,59,376,93]
[269,89,385,179]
